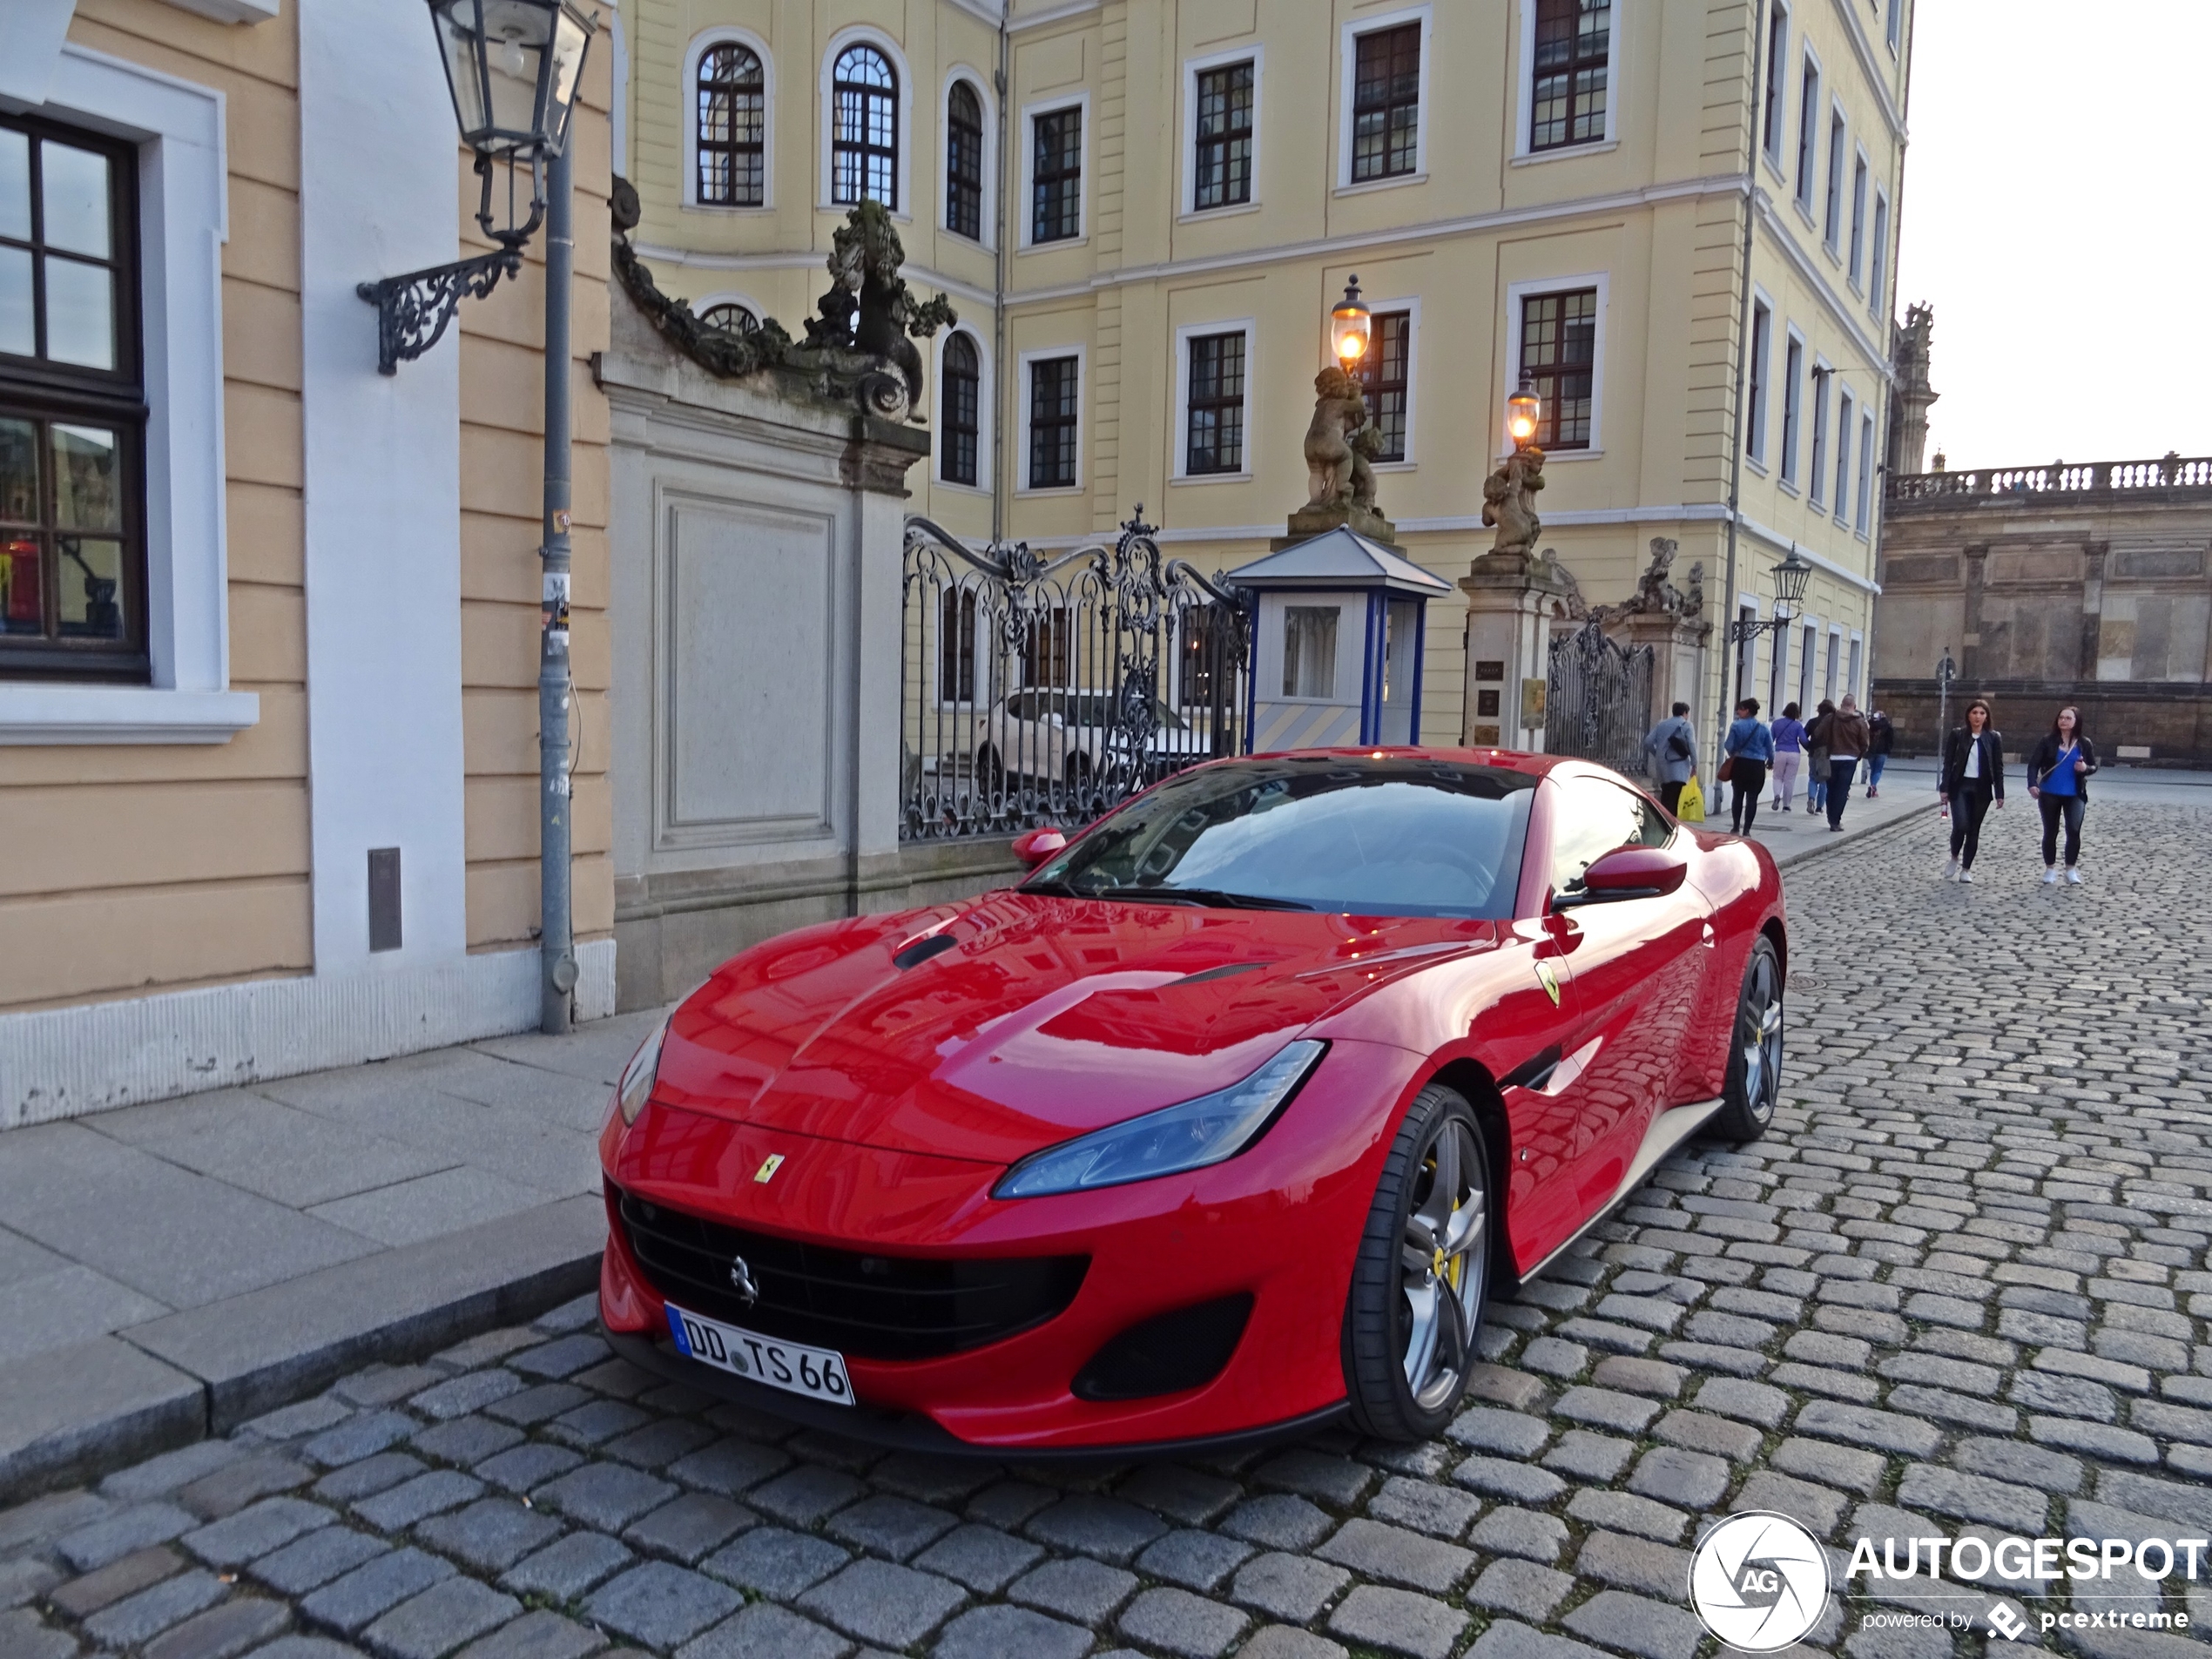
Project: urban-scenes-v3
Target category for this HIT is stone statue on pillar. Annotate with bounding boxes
[1289,368,1396,541]
[1480,446,1546,556]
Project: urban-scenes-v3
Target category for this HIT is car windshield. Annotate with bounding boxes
[1031,692,1190,733]
[1026,758,1536,918]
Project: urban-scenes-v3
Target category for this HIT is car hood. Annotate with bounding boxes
[648,890,1499,1167]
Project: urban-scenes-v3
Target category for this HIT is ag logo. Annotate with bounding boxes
[1689,1512,1830,1651]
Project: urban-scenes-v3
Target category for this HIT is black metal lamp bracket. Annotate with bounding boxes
[357,247,522,376]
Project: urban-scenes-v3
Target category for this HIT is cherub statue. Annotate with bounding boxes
[1348,418,1386,512]
[1303,368,1372,510]
[1480,446,1546,555]
[1631,537,1680,612]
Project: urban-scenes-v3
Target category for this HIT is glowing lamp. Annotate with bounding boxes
[1332,276,1372,372]
[1507,374,1541,450]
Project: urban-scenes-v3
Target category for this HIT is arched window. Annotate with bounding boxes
[698,303,758,335]
[941,334,980,486]
[696,44,765,206]
[946,80,983,239]
[832,44,898,207]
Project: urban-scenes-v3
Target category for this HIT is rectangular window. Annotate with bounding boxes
[1283,605,1339,698]
[1824,111,1845,247]
[1762,4,1790,159]
[1030,106,1082,243]
[1856,410,1875,528]
[0,114,146,681]
[1809,368,1830,504]
[1746,301,1771,462]
[1769,619,1788,711]
[1520,287,1597,450]
[1824,631,1839,701]
[1780,335,1804,482]
[1868,192,1890,316]
[1847,156,1869,286]
[1887,0,1903,51]
[938,587,976,702]
[1184,331,1247,475]
[1529,0,1612,152]
[1023,606,1072,689]
[1794,60,1819,207]
[1736,603,1758,704]
[1355,309,1412,462]
[1798,622,1816,708]
[1193,61,1255,210]
[1179,604,1237,708]
[946,84,985,240]
[1027,356,1079,489]
[1848,636,1863,699]
[1834,390,1853,516]
[1351,23,1421,182]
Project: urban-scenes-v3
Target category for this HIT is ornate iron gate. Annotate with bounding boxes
[1545,620,1655,776]
[901,509,1251,841]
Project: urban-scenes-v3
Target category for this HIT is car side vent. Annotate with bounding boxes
[893,934,960,971]
[1071,1293,1254,1401]
[1171,962,1265,986]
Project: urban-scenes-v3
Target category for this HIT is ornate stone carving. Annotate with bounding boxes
[610,186,954,423]
[1579,538,1710,631]
[1289,368,1395,540]
[1481,447,1546,556]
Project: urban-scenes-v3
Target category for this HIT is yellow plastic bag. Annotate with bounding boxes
[1676,774,1706,823]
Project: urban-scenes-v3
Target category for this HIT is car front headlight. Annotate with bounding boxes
[615,1014,673,1125]
[994,1040,1327,1200]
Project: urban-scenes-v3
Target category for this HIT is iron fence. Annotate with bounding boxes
[901,509,1252,842]
[1545,619,1654,778]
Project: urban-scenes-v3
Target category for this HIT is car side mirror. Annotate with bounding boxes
[1555,845,1689,907]
[1011,826,1068,868]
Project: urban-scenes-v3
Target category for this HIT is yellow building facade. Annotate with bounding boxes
[615,0,1911,745]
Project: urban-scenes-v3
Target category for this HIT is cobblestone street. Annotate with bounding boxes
[5,801,2211,1659]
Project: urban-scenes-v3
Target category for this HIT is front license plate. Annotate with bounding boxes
[665,1303,853,1407]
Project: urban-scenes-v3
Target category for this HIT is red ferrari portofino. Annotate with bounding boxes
[597,750,1787,1453]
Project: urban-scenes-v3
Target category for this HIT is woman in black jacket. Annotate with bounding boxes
[1938,699,2005,882]
[2024,706,2098,884]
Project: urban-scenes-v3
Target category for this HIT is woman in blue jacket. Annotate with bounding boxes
[1723,698,1777,834]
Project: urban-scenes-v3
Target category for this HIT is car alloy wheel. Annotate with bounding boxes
[1715,935,1784,1140]
[1344,1083,1491,1440]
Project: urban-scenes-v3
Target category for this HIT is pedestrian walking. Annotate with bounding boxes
[1822,695,1871,832]
[1770,702,1805,811]
[1804,699,1835,817]
[2025,706,2097,885]
[1865,709,1895,797]
[1938,697,2006,881]
[1642,701,1699,815]
[1723,698,1775,833]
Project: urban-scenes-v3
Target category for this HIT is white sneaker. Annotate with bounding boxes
[2067,868,2082,885]
[1946,857,1959,879]
[2042,868,2060,885]
[1959,869,1974,884]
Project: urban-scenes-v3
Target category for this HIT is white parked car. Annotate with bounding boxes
[974,688,1216,791]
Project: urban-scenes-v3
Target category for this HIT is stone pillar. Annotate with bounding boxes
[2080,540,2108,682]
[1460,550,1575,749]
[1959,543,1989,682]
[1622,611,1710,725]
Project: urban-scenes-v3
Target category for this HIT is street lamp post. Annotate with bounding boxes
[1722,547,1815,713]
[1332,276,1372,374]
[1507,375,1541,452]
[1935,646,1957,751]
[363,0,595,1034]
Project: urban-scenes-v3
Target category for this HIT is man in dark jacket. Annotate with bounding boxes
[1865,710,1895,797]
[1822,696,1871,830]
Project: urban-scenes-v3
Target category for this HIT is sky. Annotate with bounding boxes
[1892,1,2212,469]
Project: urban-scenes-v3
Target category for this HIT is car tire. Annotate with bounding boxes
[1712,935,1784,1142]
[974,745,1005,798]
[1342,1083,1492,1442]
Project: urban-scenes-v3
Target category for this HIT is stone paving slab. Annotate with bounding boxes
[3,799,2210,1659]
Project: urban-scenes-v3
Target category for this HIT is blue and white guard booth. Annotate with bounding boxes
[1224,528,1454,752]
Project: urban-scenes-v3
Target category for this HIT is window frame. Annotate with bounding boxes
[1173,319,1256,482]
[941,71,993,246]
[1353,300,1418,468]
[1338,6,1432,191]
[1779,328,1804,487]
[1846,147,1870,287]
[938,327,986,490]
[1016,347,1085,496]
[1745,294,1773,467]
[692,295,761,335]
[1797,618,1818,710]
[1506,274,1606,455]
[0,108,151,684]
[1017,91,1089,250]
[937,584,979,705]
[685,31,771,211]
[1867,188,1890,320]
[1855,408,1875,532]
[1832,385,1854,520]
[1026,99,1086,247]
[1793,50,1821,212]
[1521,0,1616,158]
[1760,1,1791,166]
[1886,0,1904,52]
[1808,359,1831,505]
[1184,47,1262,216]
[1823,104,1846,252]
[819,30,909,214]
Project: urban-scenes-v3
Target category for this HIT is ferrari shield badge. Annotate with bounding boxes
[1533,959,1561,1008]
[753,1154,786,1184]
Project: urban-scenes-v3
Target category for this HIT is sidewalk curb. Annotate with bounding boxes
[1769,801,1939,873]
[0,1195,604,1502]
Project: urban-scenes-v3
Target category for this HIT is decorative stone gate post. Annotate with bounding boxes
[1460,548,1577,748]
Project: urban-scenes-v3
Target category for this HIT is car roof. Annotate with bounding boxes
[1236,745,1578,779]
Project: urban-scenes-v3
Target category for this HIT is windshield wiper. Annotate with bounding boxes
[1019,878,1090,897]
[1124,887,1315,912]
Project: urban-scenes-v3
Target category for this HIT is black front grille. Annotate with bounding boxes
[615,1186,1089,1362]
